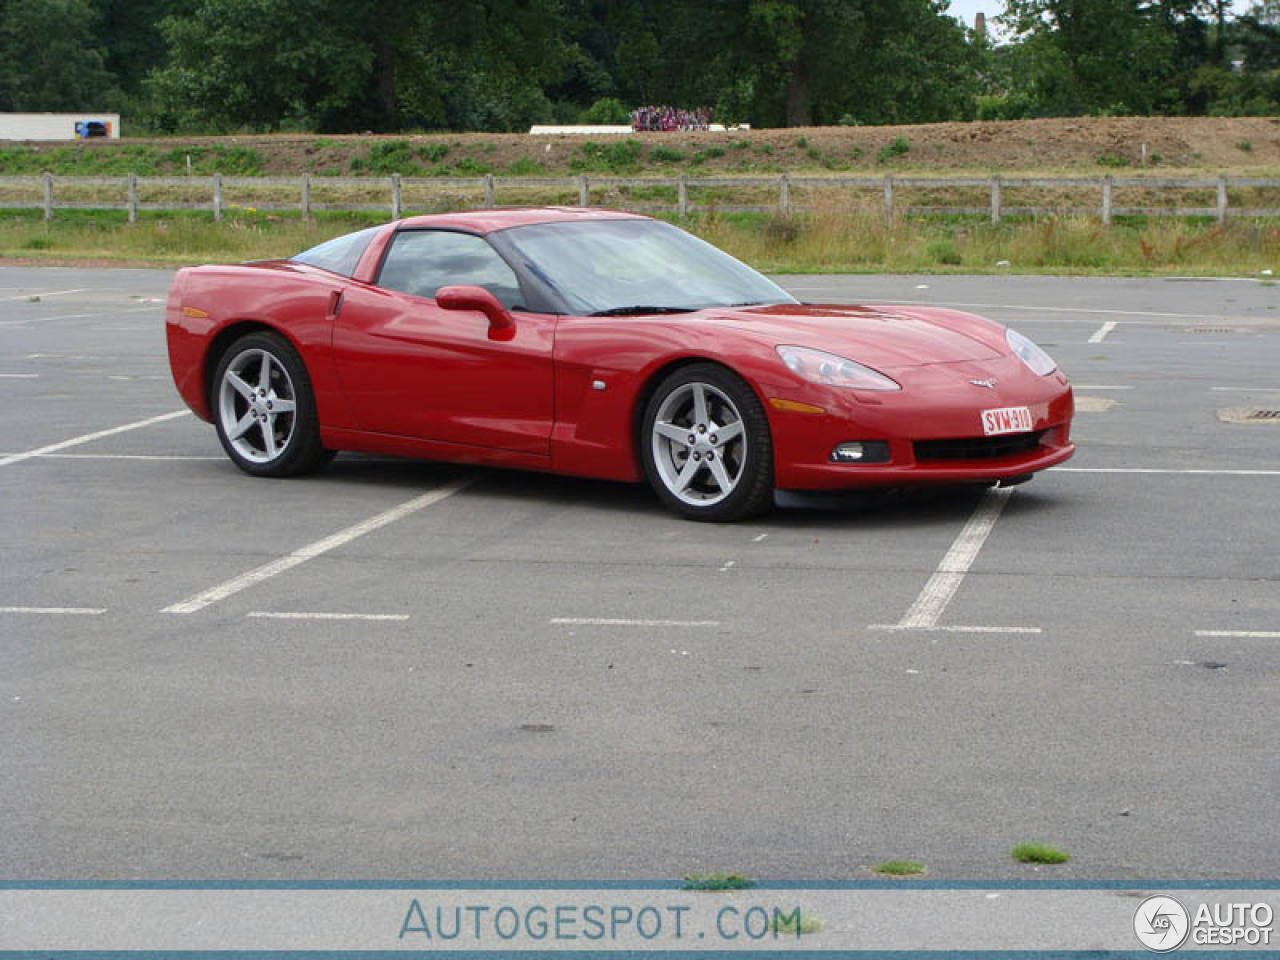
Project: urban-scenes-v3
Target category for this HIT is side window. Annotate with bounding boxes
[376,230,525,309]
[291,225,380,277]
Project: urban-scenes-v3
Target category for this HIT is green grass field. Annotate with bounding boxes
[2,205,1275,277]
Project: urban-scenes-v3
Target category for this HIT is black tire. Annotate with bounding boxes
[640,363,774,522]
[211,331,333,477]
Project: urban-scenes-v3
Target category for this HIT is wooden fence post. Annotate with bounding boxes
[127,172,138,224]
[213,173,223,221]
[484,174,495,208]
[301,173,311,222]
[42,172,53,221]
[883,174,894,226]
[577,174,589,207]
[990,175,1002,225]
[677,174,688,219]
[391,174,402,220]
[779,173,791,215]
[1216,176,1228,224]
[1102,175,1113,227]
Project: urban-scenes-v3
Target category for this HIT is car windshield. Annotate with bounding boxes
[494,218,797,316]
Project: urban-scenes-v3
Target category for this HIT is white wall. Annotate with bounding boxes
[529,123,750,135]
[0,114,122,141]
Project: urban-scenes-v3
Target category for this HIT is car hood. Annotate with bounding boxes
[700,303,1006,370]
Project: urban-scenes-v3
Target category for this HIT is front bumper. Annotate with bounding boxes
[766,358,1075,490]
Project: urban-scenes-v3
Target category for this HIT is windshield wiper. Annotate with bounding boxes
[588,305,695,317]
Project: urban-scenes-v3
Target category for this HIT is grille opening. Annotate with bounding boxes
[915,430,1046,461]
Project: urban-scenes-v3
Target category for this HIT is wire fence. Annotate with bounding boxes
[3,172,1279,225]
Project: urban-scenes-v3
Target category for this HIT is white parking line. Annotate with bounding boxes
[0,410,190,468]
[1088,321,1118,343]
[1211,387,1280,393]
[1195,630,1280,639]
[0,289,87,302]
[0,453,221,461]
[247,611,410,622]
[869,624,1041,634]
[1055,467,1280,476]
[162,478,472,614]
[895,487,1014,630]
[0,374,38,379]
[1073,384,1133,390]
[551,618,720,627]
[0,313,92,328]
[0,606,106,615]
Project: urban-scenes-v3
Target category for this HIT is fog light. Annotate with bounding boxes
[831,441,889,463]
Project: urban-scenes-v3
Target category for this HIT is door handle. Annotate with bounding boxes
[328,290,344,317]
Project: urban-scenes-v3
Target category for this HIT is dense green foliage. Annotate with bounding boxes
[1,0,1277,131]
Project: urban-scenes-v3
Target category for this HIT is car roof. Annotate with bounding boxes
[394,206,650,235]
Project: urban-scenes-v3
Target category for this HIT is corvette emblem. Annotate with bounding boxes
[969,378,997,389]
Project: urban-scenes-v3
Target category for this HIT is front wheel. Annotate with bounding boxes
[640,363,773,522]
[212,331,333,477]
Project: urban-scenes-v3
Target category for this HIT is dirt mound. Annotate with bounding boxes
[14,116,1280,176]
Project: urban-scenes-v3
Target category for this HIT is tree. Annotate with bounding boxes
[998,0,1177,115]
[0,0,120,111]
[149,0,570,132]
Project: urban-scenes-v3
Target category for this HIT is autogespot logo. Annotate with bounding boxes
[1134,895,1191,952]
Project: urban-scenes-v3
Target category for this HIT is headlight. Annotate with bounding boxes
[775,345,901,391]
[1005,328,1057,376]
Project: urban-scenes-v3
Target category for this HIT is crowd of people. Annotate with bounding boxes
[629,105,714,132]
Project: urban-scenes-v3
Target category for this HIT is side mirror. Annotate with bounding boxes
[436,285,515,339]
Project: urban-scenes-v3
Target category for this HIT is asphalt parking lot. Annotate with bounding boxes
[1,266,1277,881]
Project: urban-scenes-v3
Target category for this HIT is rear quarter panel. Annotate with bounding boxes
[166,262,355,429]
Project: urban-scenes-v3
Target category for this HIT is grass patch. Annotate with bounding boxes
[687,203,1279,276]
[873,859,927,876]
[571,139,644,173]
[3,199,1277,277]
[505,157,546,176]
[772,911,824,935]
[1011,843,1071,864]
[0,208,383,265]
[453,157,494,176]
[648,146,686,165]
[682,873,756,891]
[419,143,450,163]
[0,143,265,176]
[877,136,910,164]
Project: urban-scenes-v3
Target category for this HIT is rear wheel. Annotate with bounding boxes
[640,363,773,522]
[212,331,333,477]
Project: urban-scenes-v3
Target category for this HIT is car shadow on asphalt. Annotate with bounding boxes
[320,453,1069,532]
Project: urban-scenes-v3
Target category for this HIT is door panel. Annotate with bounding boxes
[332,284,555,455]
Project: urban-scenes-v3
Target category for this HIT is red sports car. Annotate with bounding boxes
[166,207,1074,521]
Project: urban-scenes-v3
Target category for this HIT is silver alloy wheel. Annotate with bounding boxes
[217,347,298,464]
[650,381,747,506]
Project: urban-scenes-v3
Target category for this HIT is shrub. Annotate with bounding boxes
[580,97,630,124]
[648,146,686,164]
[877,136,910,163]
[418,143,449,163]
[927,238,962,265]
[571,138,644,172]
